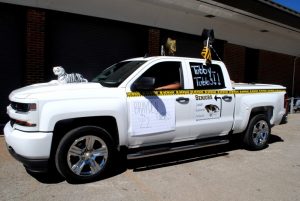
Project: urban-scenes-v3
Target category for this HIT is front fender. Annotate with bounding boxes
[38,98,128,144]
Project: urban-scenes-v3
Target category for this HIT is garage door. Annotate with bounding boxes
[0,4,25,126]
[46,11,148,81]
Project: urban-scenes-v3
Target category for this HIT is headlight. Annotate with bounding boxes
[10,102,36,113]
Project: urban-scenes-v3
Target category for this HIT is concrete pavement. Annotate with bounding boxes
[1,114,300,201]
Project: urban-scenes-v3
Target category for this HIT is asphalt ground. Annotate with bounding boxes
[0,114,299,201]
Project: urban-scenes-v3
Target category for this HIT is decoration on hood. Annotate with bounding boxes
[201,29,214,65]
[52,66,88,84]
[165,37,176,56]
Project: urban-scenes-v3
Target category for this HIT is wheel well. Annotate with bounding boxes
[50,116,119,161]
[250,106,273,122]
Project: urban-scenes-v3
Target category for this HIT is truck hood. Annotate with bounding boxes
[9,82,123,101]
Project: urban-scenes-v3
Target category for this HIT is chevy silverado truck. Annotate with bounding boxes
[4,56,287,182]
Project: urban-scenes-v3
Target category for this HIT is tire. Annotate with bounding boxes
[55,126,114,183]
[243,114,271,150]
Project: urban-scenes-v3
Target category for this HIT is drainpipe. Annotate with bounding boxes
[291,56,300,113]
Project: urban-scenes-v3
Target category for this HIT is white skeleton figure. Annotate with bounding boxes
[52,66,88,84]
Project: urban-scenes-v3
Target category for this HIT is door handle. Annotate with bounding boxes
[222,95,232,102]
[176,97,189,104]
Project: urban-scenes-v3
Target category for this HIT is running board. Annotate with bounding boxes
[127,139,229,160]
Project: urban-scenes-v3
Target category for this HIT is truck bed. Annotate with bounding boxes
[232,83,285,90]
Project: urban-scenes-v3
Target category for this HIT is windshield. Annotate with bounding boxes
[92,60,146,87]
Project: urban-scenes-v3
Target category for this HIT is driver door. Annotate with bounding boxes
[126,60,192,148]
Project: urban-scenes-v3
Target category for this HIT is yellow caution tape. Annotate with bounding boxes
[127,89,286,97]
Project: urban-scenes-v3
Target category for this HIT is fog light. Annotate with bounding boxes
[15,119,36,127]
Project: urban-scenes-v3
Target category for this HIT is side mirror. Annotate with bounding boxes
[132,77,155,90]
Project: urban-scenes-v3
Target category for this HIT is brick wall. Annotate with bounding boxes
[223,43,246,82]
[25,8,45,84]
[258,50,296,95]
[14,7,300,97]
[148,28,160,56]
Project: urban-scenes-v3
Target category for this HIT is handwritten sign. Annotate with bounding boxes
[129,97,175,136]
[190,62,225,89]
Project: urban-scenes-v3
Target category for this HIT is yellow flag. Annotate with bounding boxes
[201,46,212,63]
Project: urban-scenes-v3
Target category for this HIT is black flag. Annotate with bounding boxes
[201,29,215,64]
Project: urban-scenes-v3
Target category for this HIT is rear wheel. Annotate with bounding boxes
[55,126,114,183]
[243,114,271,150]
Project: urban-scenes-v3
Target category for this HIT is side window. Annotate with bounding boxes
[136,61,182,90]
[189,62,225,89]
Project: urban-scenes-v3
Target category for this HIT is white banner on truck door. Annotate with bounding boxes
[129,97,175,136]
[194,95,221,121]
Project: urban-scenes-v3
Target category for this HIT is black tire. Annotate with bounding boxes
[55,126,114,183]
[243,114,271,150]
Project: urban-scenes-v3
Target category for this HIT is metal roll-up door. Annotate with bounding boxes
[0,4,25,127]
[46,11,148,81]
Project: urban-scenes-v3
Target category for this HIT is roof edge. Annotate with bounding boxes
[258,0,300,17]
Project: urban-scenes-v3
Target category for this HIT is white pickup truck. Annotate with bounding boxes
[4,56,287,182]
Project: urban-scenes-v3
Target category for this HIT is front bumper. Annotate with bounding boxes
[4,122,53,172]
[7,145,49,172]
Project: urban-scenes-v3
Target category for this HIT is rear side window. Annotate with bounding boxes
[189,62,225,89]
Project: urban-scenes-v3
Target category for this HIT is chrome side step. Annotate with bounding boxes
[127,139,229,160]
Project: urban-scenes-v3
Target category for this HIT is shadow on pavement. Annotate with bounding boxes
[269,134,284,144]
[127,133,284,172]
[26,167,65,184]
[27,133,284,184]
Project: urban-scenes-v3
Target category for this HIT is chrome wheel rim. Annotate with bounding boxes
[252,120,269,146]
[67,135,108,176]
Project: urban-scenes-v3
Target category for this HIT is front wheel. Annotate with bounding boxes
[243,114,271,150]
[55,126,114,183]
